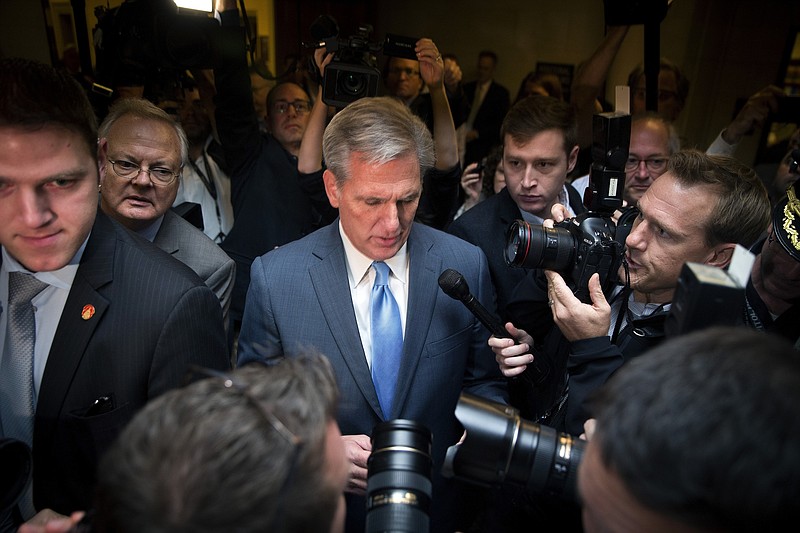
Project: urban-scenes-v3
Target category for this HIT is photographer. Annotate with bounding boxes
[491,150,771,436]
[213,0,337,337]
[307,35,464,231]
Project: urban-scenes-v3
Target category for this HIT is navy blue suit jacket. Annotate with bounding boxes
[238,220,507,532]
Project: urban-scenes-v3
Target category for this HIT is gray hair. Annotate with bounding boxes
[631,111,681,155]
[94,352,341,533]
[99,97,190,168]
[322,96,435,184]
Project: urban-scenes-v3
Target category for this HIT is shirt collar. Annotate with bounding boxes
[519,185,574,225]
[2,234,89,291]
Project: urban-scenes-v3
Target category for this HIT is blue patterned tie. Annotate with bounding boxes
[370,261,403,419]
[1,271,49,519]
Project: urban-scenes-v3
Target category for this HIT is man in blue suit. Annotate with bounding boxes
[238,96,508,532]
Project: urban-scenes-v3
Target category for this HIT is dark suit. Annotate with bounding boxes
[154,209,236,330]
[238,221,508,533]
[463,80,511,165]
[447,186,586,324]
[27,211,229,515]
[215,11,333,325]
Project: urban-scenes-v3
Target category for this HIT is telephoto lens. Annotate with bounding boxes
[443,393,585,503]
[365,420,433,533]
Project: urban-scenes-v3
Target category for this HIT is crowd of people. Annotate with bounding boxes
[1,2,799,532]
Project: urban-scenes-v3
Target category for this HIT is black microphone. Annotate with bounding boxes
[438,268,548,385]
[438,269,509,338]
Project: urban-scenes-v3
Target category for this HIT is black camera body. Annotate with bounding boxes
[506,214,624,303]
[312,16,418,108]
[94,0,220,94]
[504,112,630,303]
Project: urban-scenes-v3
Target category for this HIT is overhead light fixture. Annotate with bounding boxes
[173,0,214,13]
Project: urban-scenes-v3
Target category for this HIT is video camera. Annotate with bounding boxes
[308,15,418,108]
[93,0,220,97]
[504,112,631,303]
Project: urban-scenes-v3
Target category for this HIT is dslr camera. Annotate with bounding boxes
[309,15,418,108]
[504,112,631,303]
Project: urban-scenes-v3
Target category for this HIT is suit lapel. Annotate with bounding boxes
[153,210,180,255]
[498,188,521,228]
[309,224,384,418]
[391,224,441,418]
[35,212,114,441]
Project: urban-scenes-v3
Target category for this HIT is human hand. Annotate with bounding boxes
[443,57,462,94]
[546,271,610,342]
[314,47,334,78]
[460,162,483,207]
[579,418,597,441]
[488,322,535,378]
[341,434,372,495]
[416,38,443,88]
[543,203,571,228]
[722,85,784,145]
[18,509,85,533]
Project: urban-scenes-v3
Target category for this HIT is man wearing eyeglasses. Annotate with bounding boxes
[570,112,680,206]
[0,58,229,530]
[214,0,336,340]
[383,54,469,136]
[97,98,236,334]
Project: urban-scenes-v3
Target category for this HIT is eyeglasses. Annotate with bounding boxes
[625,157,668,172]
[186,365,304,531]
[389,67,420,78]
[633,88,679,102]
[108,159,181,186]
[272,100,311,115]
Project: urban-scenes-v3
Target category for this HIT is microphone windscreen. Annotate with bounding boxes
[438,269,469,301]
[310,15,339,41]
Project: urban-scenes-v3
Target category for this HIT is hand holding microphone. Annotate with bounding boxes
[438,269,548,385]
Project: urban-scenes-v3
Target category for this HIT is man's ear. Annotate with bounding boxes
[97,138,109,185]
[705,243,736,268]
[567,144,580,174]
[323,169,340,208]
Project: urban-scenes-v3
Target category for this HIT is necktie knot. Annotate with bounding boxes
[373,261,391,287]
[9,272,49,305]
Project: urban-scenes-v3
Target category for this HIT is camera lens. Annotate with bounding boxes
[505,219,576,271]
[443,393,585,503]
[339,72,368,97]
[366,420,432,533]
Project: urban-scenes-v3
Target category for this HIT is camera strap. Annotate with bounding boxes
[609,286,630,344]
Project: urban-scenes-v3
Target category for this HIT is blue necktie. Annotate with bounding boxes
[370,261,403,419]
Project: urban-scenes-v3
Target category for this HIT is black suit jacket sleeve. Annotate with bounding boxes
[214,10,262,191]
[415,163,461,230]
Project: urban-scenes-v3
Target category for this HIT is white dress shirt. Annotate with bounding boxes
[338,223,409,369]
